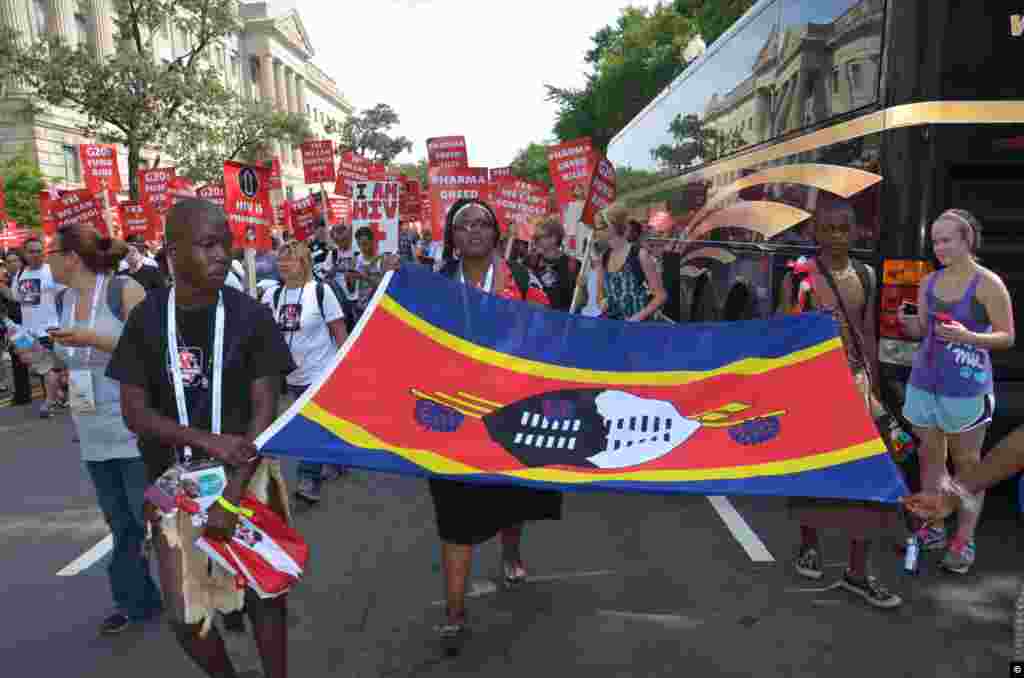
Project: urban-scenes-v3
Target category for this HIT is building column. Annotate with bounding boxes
[47,0,78,48]
[285,67,297,114]
[296,74,307,119]
[0,0,31,45]
[88,0,114,59]
[260,53,280,161]
[273,59,286,111]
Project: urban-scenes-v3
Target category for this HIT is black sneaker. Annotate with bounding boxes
[794,547,823,580]
[100,612,131,635]
[838,571,903,609]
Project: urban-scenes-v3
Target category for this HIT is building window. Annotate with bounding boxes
[62,145,81,183]
[849,62,864,92]
[31,0,47,38]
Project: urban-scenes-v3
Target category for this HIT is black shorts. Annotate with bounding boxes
[429,478,563,546]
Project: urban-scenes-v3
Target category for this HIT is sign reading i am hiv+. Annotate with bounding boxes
[351,181,400,255]
[223,161,272,251]
[300,140,336,185]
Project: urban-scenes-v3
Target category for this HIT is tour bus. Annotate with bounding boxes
[608,0,1024,472]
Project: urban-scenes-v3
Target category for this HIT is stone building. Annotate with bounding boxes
[0,0,351,201]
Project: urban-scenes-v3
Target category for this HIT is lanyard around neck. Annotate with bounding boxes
[168,287,224,465]
[66,274,105,363]
[459,260,494,293]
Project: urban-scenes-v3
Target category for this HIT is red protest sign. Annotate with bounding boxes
[138,167,175,220]
[78,144,122,194]
[270,157,283,191]
[492,177,549,237]
[335,151,369,195]
[327,195,350,225]
[0,224,30,249]
[53,190,108,235]
[223,161,273,251]
[170,176,196,203]
[428,167,491,242]
[547,137,593,212]
[289,195,319,242]
[427,136,468,169]
[582,156,616,227]
[421,195,437,241]
[399,178,421,222]
[300,140,336,185]
[367,164,388,181]
[351,181,400,254]
[489,167,512,182]
[119,201,154,239]
[197,184,226,209]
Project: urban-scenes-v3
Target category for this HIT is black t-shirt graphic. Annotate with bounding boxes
[106,287,295,481]
[18,277,41,306]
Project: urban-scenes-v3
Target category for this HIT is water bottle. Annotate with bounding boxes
[3,318,54,372]
[904,534,920,574]
[3,318,35,351]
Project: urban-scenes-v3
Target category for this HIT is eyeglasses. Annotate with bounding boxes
[453,220,494,234]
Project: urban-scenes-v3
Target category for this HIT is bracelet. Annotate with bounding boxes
[938,476,981,514]
[216,496,254,518]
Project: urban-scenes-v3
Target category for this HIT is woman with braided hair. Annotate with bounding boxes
[385,198,562,655]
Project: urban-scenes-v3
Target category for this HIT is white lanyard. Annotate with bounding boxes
[167,287,224,465]
[66,274,105,364]
[459,260,494,293]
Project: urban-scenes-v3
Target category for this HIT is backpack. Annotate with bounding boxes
[56,276,128,322]
[439,259,531,299]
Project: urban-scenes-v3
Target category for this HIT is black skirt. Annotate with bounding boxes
[429,478,563,546]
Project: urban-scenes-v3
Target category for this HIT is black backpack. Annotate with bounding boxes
[439,259,532,299]
[56,276,128,322]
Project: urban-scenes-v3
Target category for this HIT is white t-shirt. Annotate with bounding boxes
[117,257,158,273]
[15,264,64,335]
[262,281,343,387]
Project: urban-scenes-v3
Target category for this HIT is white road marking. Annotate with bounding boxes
[596,610,705,629]
[706,496,774,562]
[57,534,112,576]
[784,581,843,594]
[430,570,616,606]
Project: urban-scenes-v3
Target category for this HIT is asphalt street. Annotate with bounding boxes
[2,401,1022,677]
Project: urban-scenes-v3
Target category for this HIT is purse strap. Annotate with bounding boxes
[813,257,914,438]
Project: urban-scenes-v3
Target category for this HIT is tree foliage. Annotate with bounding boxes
[341,104,413,165]
[509,142,552,186]
[546,1,754,152]
[0,0,309,198]
[393,159,429,186]
[0,148,47,228]
[652,113,747,172]
[166,101,310,184]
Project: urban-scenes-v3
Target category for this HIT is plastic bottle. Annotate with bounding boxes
[3,318,55,372]
[3,317,35,351]
[904,534,920,574]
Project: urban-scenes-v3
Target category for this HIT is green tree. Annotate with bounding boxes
[393,159,429,186]
[0,0,241,199]
[0,148,47,228]
[341,103,413,164]
[166,100,311,184]
[509,142,553,186]
[546,1,754,150]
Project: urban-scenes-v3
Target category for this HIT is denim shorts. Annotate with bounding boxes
[902,383,995,434]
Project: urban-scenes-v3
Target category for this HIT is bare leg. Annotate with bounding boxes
[44,369,60,406]
[500,524,524,564]
[799,525,820,551]
[246,590,288,678]
[441,542,472,625]
[948,424,989,543]
[171,621,238,678]
[915,426,949,494]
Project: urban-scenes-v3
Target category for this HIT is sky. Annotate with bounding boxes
[274,0,659,167]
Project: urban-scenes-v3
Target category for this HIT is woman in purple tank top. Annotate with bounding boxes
[897,209,1016,574]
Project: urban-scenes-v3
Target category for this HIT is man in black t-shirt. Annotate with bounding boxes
[107,199,295,678]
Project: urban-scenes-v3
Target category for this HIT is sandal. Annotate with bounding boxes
[436,621,469,656]
[503,560,528,588]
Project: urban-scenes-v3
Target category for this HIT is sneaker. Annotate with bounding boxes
[294,478,321,503]
[794,547,823,580]
[941,538,976,575]
[838,571,903,609]
[39,403,51,419]
[917,525,947,551]
[100,612,131,635]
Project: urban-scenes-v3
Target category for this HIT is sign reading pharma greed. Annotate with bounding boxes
[223,161,272,251]
[426,136,468,169]
[428,167,491,242]
[300,140,336,185]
